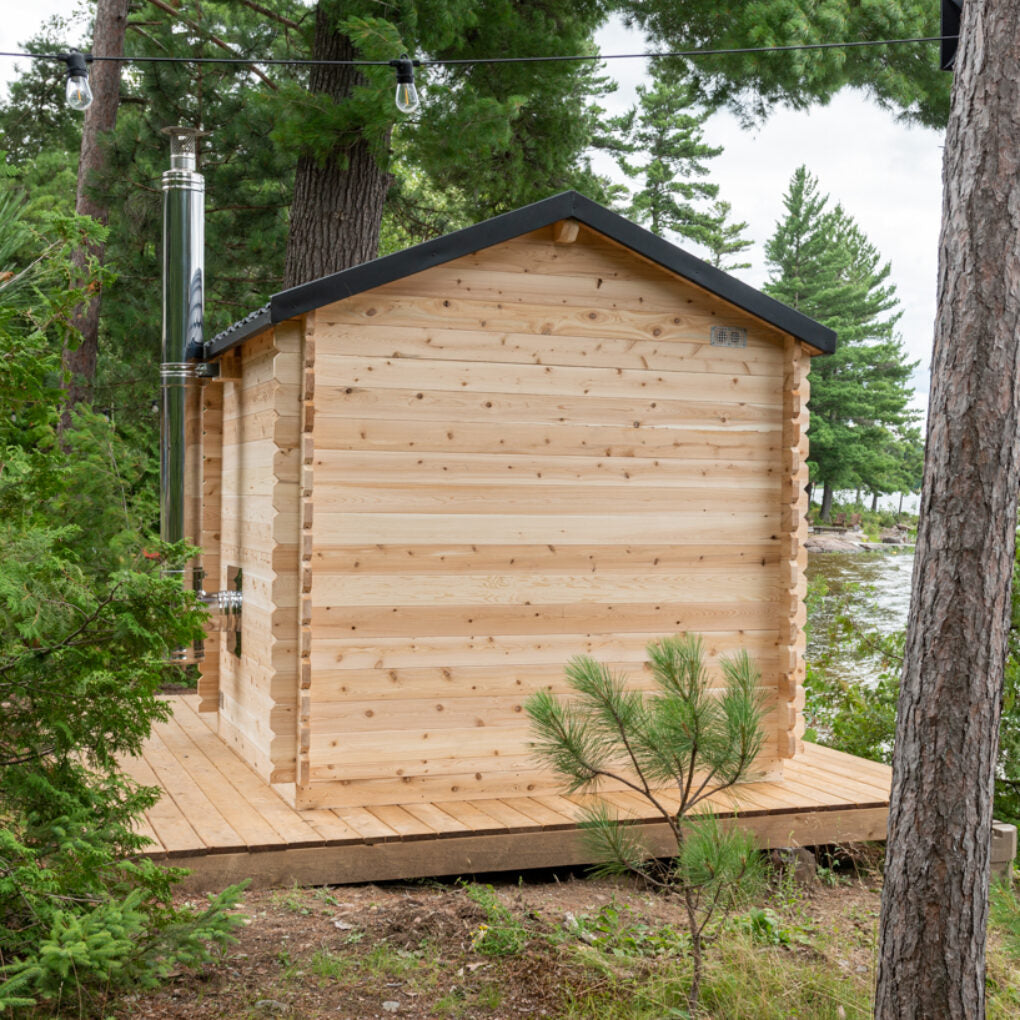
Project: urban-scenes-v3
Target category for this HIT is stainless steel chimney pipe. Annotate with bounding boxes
[160,127,241,663]
[160,127,203,574]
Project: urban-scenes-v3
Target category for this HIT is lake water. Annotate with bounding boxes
[805,549,915,683]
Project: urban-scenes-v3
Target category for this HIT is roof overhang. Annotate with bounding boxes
[205,190,837,358]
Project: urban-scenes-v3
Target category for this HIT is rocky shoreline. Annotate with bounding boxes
[806,528,915,553]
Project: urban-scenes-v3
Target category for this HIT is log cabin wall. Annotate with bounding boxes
[199,326,304,785]
[298,222,807,810]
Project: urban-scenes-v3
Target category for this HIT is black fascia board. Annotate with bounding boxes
[205,190,836,358]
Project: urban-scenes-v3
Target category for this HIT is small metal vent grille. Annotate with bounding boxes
[710,325,747,349]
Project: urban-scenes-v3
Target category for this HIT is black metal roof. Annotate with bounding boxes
[205,190,837,358]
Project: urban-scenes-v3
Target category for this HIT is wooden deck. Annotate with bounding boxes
[124,696,892,891]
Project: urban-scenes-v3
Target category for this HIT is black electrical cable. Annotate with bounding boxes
[0,35,959,71]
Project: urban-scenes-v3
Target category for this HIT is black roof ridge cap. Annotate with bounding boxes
[205,188,836,356]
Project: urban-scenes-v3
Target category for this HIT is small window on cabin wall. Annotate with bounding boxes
[227,565,242,658]
[710,325,748,349]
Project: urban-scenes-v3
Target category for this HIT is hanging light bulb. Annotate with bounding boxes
[63,50,93,111]
[390,55,420,114]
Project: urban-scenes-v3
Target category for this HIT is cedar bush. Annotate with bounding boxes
[0,189,245,1014]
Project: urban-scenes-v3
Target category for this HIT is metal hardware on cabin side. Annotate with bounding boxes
[160,126,241,661]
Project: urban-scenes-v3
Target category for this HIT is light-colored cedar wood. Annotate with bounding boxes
[497,796,576,829]
[297,747,778,808]
[168,806,890,891]
[333,806,401,843]
[330,257,789,334]
[173,700,319,846]
[366,804,435,840]
[578,227,797,350]
[315,419,782,462]
[120,748,206,855]
[600,791,657,820]
[399,801,472,836]
[311,568,778,609]
[315,322,784,376]
[553,219,579,244]
[466,798,546,832]
[309,696,785,739]
[434,799,511,835]
[312,512,780,548]
[322,289,783,348]
[311,630,780,671]
[313,451,781,492]
[130,808,162,849]
[141,727,244,850]
[153,714,288,849]
[308,661,779,705]
[128,703,890,884]
[296,314,316,791]
[197,380,224,711]
[317,354,784,408]
[292,809,363,845]
[309,601,781,639]
[317,386,782,436]
[312,481,781,516]
[786,760,891,806]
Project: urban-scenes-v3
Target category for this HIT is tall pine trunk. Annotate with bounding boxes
[874,2,1020,1016]
[62,0,129,417]
[820,482,834,522]
[283,4,392,287]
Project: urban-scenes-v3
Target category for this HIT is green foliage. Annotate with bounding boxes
[0,192,245,1012]
[563,901,690,958]
[463,884,529,957]
[619,0,951,128]
[526,634,766,1013]
[700,200,754,272]
[805,530,1020,826]
[765,166,918,509]
[729,906,793,947]
[605,78,724,245]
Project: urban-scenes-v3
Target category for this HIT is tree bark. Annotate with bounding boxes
[62,0,130,417]
[874,2,1020,1017]
[871,492,878,512]
[283,4,392,287]
[820,482,834,522]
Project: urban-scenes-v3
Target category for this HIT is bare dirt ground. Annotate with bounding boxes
[108,860,886,1020]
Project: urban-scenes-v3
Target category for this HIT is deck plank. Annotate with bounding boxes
[499,797,576,830]
[124,699,892,886]
[121,749,205,855]
[400,801,472,836]
[368,804,436,840]
[170,701,322,847]
[439,800,509,836]
[334,806,401,843]
[467,798,545,833]
[788,760,891,806]
[153,716,286,849]
[142,727,245,851]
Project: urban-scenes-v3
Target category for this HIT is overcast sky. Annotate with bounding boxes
[2,6,945,415]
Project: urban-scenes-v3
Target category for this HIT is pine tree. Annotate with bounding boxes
[701,200,753,272]
[621,0,951,129]
[607,78,722,245]
[277,0,616,285]
[764,167,917,519]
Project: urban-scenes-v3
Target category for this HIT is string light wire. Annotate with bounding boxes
[0,34,958,72]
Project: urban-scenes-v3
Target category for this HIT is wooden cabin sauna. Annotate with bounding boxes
[184,190,835,814]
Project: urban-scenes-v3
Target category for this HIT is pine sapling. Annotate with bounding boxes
[526,634,768,1015]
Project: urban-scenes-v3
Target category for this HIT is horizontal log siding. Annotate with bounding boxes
[305,225,796,808]
[216,326,302,784]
